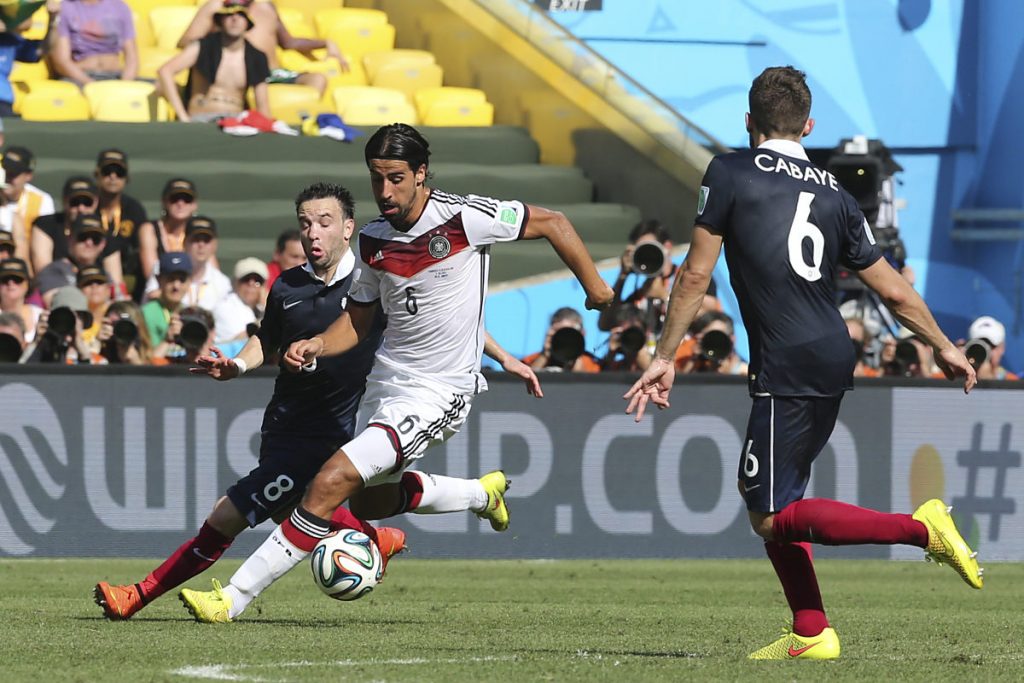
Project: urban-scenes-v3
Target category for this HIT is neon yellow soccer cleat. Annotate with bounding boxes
[912,498,984,589]
[476,470,510,532]
[179,578,233,623]
[749,626,841,660]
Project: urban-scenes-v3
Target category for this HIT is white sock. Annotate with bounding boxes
[408,472,488,514]
[224,524,307,618]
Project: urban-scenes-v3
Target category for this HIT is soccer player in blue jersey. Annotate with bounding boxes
[626,66,981,660]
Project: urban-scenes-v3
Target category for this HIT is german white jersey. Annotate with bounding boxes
[349,189,529,394]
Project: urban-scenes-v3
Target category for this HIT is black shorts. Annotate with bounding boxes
[226,432,346,527]
[738,394,843,513]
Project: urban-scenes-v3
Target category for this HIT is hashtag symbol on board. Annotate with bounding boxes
[952,422,1020,540]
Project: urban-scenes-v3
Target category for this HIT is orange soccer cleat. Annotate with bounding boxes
[94,581,145,620]
[374,526,407,572]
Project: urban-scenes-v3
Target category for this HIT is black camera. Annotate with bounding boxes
[618,326,647,356]
[698,329,733,367]
[177,316,210,351]
[112,314,139,345]
[630,240,667,277]
[548,327,585,370]
[0,333,21,363]
[47,306,78,338]
[963,338,991,369]
[886,339,920,377]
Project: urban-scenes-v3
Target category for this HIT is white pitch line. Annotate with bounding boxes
[171,656,518,681]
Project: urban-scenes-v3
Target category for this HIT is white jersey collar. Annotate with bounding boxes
[758,138,809,161]
[303,247,355,286]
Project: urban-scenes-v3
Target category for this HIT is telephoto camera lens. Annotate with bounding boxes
[963,339,991,369]
[47,307,77,338]
[699,329,733,364]
[630,240,667,276]
[619,326,647,355]
[178,317,209,351]
[112,316,139,345]
[548,327,585,370]
[0,333,21,363]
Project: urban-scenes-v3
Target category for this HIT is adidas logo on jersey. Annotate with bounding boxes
[369,250,385,264]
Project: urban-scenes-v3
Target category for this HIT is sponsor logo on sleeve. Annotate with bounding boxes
[499,207,519,227]
[697,186,710,215]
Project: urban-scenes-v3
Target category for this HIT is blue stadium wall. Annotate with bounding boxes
[537,0,1023,372]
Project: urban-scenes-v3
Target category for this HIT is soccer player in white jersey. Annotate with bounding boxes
[179,124,614,622]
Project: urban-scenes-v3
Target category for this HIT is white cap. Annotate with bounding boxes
[234,257,268,282]
[968,315,1005,346]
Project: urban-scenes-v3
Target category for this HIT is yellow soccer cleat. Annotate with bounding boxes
[179,578,233,623]
[476,470,510,532]
[912,499,984,589]
[749,626,841,660]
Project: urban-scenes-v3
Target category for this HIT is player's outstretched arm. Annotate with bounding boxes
[484,331,543,397]
[283,300,379,371]
[857,258,976,393]
[522,205,614,311]
[191,335,265,381]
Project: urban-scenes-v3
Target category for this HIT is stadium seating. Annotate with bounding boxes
[362,49,436,81]
[314,8,389,37]
[265,84,324,125]
[84,81,157,123]
[340,98,418,126]
[413,86,488,121]
[150,6,198,50]
[422,99,495,127]
[331,85,407,117]
[133,10,156,49]
[325,23,396,61]
[371,62,443,100]
[278,52,368,104]
[277,7,316,39]
[9,60,48,85]
[277,0,343,24]
[137,46,186,84]
[20,5,51,40]
[20,90,90,122]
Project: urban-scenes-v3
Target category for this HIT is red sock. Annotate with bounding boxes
[765,541,828,637]
[330,505,379,546]
[399,472,425,513]
[138,522,233,601]
[280,506,332,552]
[773,498,928,547]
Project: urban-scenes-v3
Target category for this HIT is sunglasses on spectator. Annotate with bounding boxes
[76,233,104,245]
[100,165,127,178]
[240,275,265,285]
[168,193,195,204]
[69,197,95,208]
[0,275,26,285]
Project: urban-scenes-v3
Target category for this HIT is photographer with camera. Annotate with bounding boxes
[523,306,601,373]
[96,300,155,365]
[676,311,747,376]
[845,316,881,378]
[23,285,97,364]
[597,220,676,334]
[962,316,1018,380]
[0,311,26,363]
[143,251,191,360]
[0,257,42,343]
[168,305,215,365]
[601,305,652,372]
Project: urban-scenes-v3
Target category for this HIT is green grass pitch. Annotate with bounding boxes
[1,557,1021,682]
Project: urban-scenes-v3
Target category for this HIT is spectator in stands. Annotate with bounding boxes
[24,285,97,364]
[0,229,14,260]
[677,311,748,376]
[846,316,881,378]
[265,227,303,290]
[145,216,229,309]
[600,304,652,372]
[31,177,122,284]
[0,310,26,362]
[96,299,153,365]
[3,147,56,265]
[171,304,216,365]
[0,168,28,264]
[76,263,110,353]
[93,149,147,300]
[158,0,270,122]
[143,251,190,359]
[0,257,42,342]
[0,2,61,116]
[213,256,265,350]
[50,0,138,87]
[179,0,347,99]
[523,306,601,373]
[965,315,1018,380]
[34,214,108,307]
[137,178,199,289]
[598,220,678,335]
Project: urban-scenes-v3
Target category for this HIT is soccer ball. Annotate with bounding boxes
[310,530,383,601]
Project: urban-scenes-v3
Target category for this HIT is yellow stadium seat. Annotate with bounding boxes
[331,85,406,116]
[12,79,82,115]
[9,60,49,84]
[371,62,442,101]
[266,83,324,125]
[341,98,417,126]
[126,0,194,12]
[277,7,315,39]
[362,49,435,81]
[278,0,343,24]
[20,90,91,122]
[314,8,388,37]
[413,87,487,121]
[20,6,51,40]
[422,100,494,127]
[84,80,156,123]
[150,6,198,50]
[133,10,156,49]
[137,46,180,81]
[327,23,395,62]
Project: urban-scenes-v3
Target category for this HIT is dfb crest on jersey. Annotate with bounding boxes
[428,234,451,259]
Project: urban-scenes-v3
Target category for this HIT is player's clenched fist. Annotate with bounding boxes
[284,336,325,372]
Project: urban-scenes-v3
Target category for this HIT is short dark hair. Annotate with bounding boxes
[364,123,431,172]
[692,310,734,336]
[550,306,583,328]
[294,182,355,221]
[628,219,671,245]
[748,66,811,138]
[275,228,301,252]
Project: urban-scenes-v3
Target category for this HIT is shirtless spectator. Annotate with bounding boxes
[158,0,270,122]
[179,0,346,98]
[50,0,138,87]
